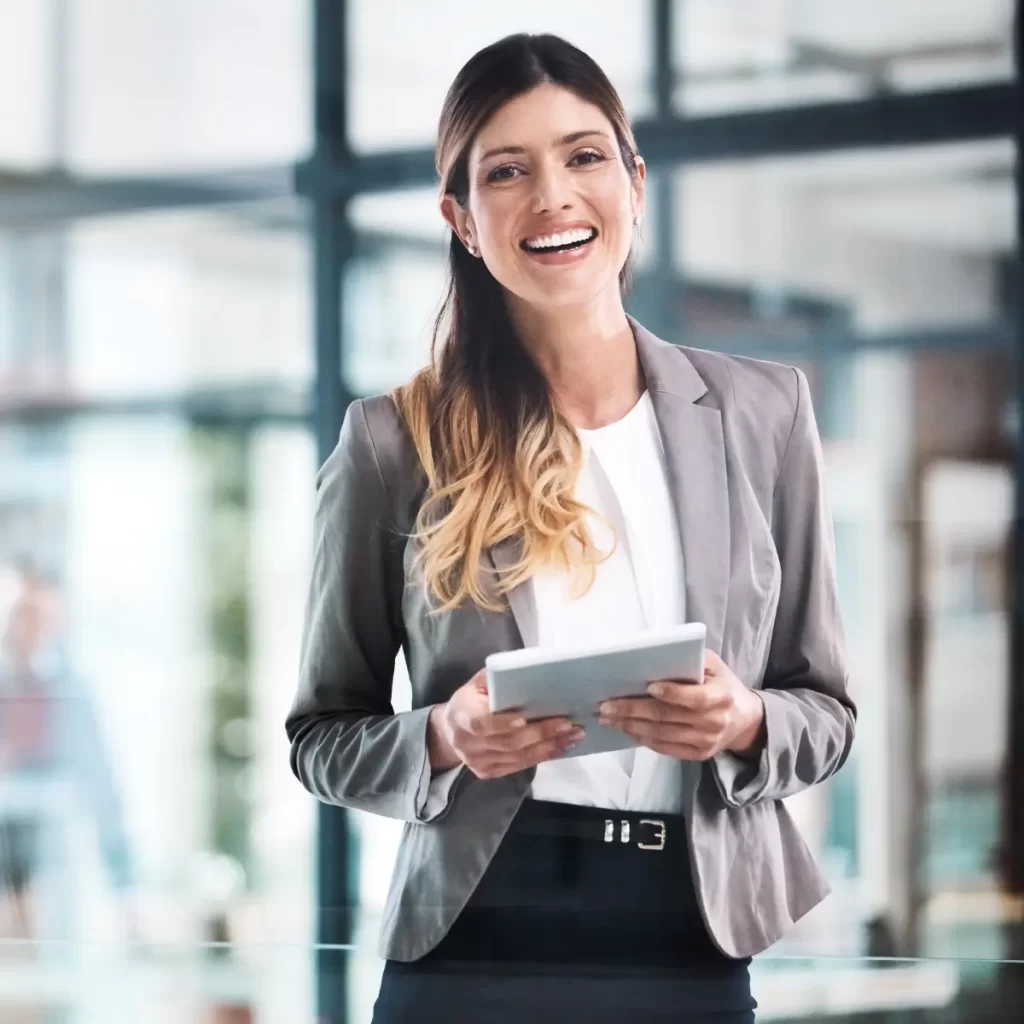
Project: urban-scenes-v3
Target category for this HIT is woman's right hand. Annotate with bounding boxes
[427,668,585,780]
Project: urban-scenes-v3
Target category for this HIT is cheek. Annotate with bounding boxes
[471,194,516,248]
[590,182,634,249]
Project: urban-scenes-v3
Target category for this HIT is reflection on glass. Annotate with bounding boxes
[676,141,1013,350]
[0,418,318,1022]
[674,0,1013,114]
[0,0,53,169]
[921,459,1013,961]
[68,205,312,398]
[349,0,654,152]
[0,561,134,945]
[68,0,311,173]
[0,204,311,408]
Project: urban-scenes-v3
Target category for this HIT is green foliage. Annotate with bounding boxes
[192,428,253,883]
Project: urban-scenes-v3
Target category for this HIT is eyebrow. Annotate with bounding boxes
[478,130,611,163]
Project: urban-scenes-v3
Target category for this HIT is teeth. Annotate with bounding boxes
[524,228,596,251]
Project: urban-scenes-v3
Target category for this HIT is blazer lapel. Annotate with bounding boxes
[484,536,537,648]
[632,319,731,657]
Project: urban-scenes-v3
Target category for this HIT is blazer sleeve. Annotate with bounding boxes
[285,400,462,825]
[710,367,857,809]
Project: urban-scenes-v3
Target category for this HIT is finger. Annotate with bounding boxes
[611,719,714,752]
[460,714,577,754]
[481,710,531,734]
[471,729,583,778]
[462,707,533,738]
[500,716,581,753]
[646,679,729,711]
[598,696,686,724]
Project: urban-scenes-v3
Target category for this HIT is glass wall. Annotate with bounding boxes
[0,0,313,172]
[348,0,655,151]
[674,0,1014,113]
[1,1,1020,1021]
[0,201,318,1020]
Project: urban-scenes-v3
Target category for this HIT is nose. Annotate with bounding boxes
[529,160,575,215]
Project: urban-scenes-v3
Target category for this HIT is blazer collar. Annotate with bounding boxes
[628,315,709,405]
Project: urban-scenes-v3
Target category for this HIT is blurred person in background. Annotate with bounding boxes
[288,33,855,1024]
[0,561,136,945]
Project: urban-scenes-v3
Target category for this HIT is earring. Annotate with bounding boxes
[466,239,477,256]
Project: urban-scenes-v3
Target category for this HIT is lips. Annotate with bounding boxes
[520,226,598,254]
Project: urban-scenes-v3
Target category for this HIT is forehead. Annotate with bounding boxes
[469,83,616,162]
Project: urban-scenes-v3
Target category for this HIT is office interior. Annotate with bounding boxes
[0,1,1021,1021]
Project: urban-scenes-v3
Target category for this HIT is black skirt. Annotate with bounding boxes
[372,798,757,1024]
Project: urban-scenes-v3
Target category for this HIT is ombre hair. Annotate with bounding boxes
[392,33,641,613]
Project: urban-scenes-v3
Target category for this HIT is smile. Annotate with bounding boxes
[520,227,598,254]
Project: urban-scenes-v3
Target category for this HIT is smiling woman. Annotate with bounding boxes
[286,31,855,1024]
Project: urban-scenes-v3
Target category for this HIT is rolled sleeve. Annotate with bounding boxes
[416,762,466,823]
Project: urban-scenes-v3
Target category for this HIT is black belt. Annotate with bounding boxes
[512,800,677,852]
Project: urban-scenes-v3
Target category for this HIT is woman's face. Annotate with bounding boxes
[442,83,645,313]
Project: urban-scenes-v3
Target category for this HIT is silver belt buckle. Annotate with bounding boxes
[637,818,667,851]
[603,817,667,850]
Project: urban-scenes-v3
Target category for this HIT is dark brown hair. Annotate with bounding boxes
[393,34,641,611]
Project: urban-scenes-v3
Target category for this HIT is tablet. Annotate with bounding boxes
[485,621,706,760]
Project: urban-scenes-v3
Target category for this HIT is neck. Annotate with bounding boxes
[506,288,643,430]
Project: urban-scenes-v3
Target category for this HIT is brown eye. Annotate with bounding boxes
[487,164,522,183]
[570,150,606,167]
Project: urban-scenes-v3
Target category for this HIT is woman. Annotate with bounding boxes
[286,33,856,1024]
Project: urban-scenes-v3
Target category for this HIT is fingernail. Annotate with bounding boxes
[648,683,665,697]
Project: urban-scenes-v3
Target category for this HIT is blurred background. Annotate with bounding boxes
[0,1,1020,1021]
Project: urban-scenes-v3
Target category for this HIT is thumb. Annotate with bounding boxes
[473,668,489,694]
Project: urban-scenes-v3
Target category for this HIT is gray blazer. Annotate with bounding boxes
[286,319,856,962]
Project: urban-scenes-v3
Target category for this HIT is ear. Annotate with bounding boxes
[440,193,477,254]
[630,155,647,228]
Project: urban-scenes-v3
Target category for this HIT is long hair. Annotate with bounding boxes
[392,34,641,613]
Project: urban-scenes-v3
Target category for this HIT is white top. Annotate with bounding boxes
[424,391,689,816]
[529,391,687,813]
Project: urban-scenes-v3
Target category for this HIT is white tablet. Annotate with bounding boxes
[485,621,706,760]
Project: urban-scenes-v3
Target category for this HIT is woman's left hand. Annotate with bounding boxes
[597,650,766,761]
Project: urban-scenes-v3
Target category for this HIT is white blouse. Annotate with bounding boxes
[529,391,688,813]
[425,391,690,815]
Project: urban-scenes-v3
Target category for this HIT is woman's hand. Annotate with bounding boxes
[597,650,766,761]
[428,669,585,780]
